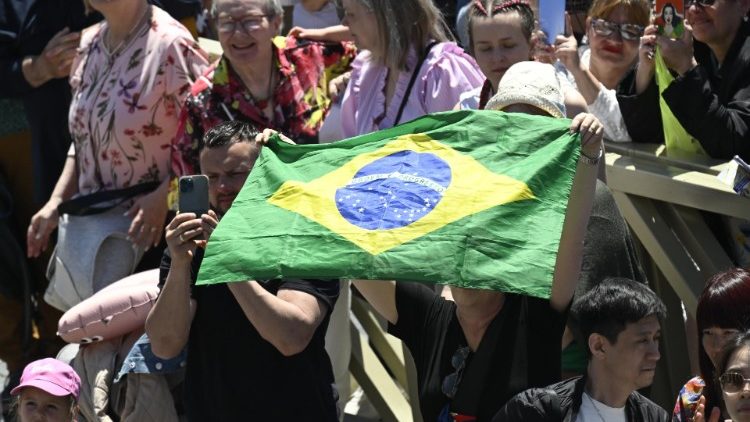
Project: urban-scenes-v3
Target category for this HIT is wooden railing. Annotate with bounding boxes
[604,141,750,408]
[604,141,747,315]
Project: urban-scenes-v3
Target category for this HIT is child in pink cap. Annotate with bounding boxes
[9,358,80,422]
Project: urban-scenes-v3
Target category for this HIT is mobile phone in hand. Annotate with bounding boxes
[178,175,209,217]
[539,0,566,45]
[179,175,209,240]
[655,0,685,39]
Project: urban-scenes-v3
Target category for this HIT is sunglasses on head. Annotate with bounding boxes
[719,371,750,393]
[687,0,717,6]
[590,18,645,41]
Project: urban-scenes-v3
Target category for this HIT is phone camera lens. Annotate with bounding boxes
[180,178,194,193]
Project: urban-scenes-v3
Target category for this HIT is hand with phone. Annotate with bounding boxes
[165,210,219,264]
[178,175,211,242]
[167,175,218,263]
[554,14,580,74]
[654,23,697,76]
[538,0,566,46]
[179,175,209,217]
[655,1,685,39]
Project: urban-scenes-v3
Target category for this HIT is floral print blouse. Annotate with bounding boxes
[170,36,356,178]
[69,6,209,195]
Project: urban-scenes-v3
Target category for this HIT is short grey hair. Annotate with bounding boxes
[211,0,284,19]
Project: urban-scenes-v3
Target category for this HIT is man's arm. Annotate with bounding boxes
[146,213,204,359]
[146,264,197,359]
[227,281,331,356]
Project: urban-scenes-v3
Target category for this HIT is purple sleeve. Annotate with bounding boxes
[340,51,367,139]
[420,43,485,114]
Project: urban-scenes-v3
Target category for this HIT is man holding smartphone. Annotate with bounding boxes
[146,121,340,421]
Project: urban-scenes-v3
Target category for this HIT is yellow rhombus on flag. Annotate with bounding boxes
[269,134,535,255]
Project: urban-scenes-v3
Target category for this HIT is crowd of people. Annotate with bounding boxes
[1,0,750,421]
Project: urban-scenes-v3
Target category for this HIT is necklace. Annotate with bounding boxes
[241,57,277,114]
[585,393,607,422]
[103,4,150,59]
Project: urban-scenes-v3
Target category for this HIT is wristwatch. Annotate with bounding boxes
[579,146,603,166]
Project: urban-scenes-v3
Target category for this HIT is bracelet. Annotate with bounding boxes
[579,146,603,166]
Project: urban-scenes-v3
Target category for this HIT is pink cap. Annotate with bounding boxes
[10,358,81,400]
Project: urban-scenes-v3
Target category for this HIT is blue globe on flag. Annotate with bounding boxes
[335,150,452,230]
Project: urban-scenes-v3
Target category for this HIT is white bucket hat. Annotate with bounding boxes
[485,61,566,118]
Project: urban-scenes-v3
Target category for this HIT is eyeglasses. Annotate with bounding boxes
[686,0,716,7]
[590,18,645,41]
[719,372,750,393]
[217,15,269,34]
[441,346,471,399]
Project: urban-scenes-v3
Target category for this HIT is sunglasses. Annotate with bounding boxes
[441,346,471,399]
[687,0,717,6]
[590,18,645,41]
[719,372,750,393]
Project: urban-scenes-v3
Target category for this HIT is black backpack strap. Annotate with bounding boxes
[57,181,160,216]
[393,41,439,126]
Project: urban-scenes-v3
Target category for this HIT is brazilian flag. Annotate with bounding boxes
[196,110,580,298]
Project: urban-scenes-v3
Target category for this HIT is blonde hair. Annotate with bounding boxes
[353,0,451,70]
[587,0,650,27]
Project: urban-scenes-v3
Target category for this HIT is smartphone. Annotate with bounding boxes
[538,0,566,45]
[178,175,209,217]
[655,0,685,39]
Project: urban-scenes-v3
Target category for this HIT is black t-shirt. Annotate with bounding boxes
[159,249,340,421]
[388,282,566,422]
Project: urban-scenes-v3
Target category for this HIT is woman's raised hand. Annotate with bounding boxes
[570,113,603,159]
[693,395,721,422]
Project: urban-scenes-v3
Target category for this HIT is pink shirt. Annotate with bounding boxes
[341,42,484,138]
[69,6,209,195]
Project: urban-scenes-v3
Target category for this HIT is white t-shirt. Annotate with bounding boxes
[576,392,627,422]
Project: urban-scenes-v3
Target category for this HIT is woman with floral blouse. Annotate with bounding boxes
[26,0,209,308]
[170,0,356,178]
